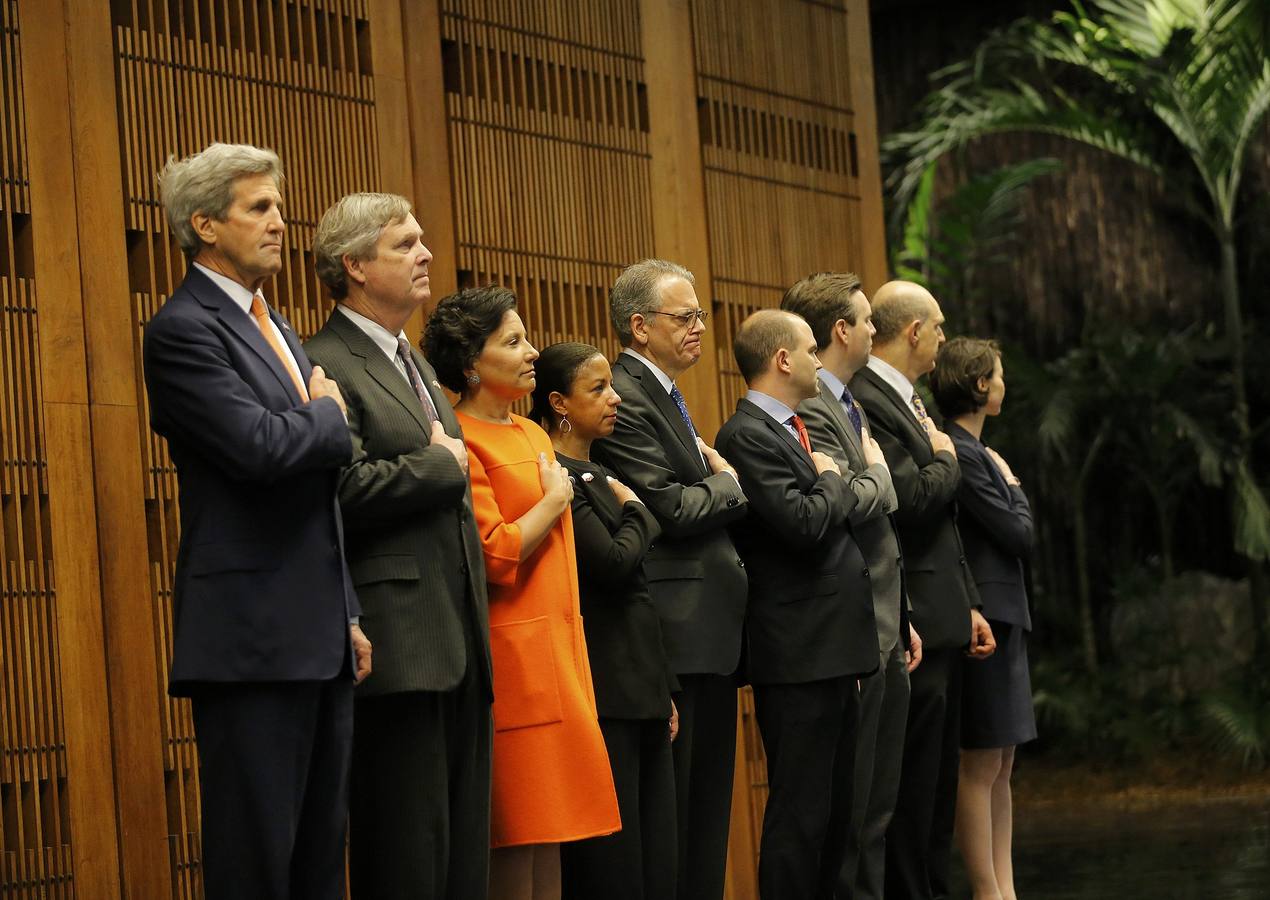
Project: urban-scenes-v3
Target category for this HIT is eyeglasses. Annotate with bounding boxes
[649,309,708,327]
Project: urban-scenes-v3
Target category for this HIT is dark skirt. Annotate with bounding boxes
[960,620,1037,750]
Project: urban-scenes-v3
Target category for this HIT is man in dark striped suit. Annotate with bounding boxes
[305,193,493,900]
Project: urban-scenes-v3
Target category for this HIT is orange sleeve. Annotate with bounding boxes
[467,444,523,586]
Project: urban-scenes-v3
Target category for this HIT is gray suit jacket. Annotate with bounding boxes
[799,379,907,653]
[305,311,492,698]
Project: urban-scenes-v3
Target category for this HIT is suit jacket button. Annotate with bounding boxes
[727,498,738,507]
[862,568,870,578]
[460,562,469,575]
[737,559,745,568]
[959,556,967,564]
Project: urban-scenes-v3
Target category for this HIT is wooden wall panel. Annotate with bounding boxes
[440,0,654,376]
[0,1,887,896]
[0,6,59,894]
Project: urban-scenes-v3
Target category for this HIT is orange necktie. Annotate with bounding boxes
[250,294,309,401]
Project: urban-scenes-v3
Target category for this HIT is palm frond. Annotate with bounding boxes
[1202,690,1269,769]
[1231,458,1270,561]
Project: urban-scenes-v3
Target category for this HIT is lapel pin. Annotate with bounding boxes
[581,471,594,482]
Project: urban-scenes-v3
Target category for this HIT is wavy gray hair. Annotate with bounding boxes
[313,193,413,300]
[609,258,695,346]
[158,143,284,259]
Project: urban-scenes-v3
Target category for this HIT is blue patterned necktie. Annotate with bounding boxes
[910,391,930,423]
[396,337,440,426]
[840,386,863,438]
[669,385,699,441]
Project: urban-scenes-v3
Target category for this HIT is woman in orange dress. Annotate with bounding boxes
[423,286,620,900]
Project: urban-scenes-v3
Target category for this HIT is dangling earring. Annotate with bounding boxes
[466,373,480,385]
[559,416,572,434]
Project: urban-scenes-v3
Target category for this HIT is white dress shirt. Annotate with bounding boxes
[337,304,412,382]
[866,355,918,414]
[194,262,304,379]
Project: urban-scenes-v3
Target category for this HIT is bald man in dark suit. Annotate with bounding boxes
[850,281,995,900]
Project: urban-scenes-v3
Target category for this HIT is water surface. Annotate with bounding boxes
[948,797,1270,898]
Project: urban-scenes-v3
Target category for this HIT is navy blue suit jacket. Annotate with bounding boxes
[143,266,356,695]
[947,423,1032,630]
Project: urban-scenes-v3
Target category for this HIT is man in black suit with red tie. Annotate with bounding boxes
[143,143,371,900]
[715,309,878,900]
[849,281,995,900]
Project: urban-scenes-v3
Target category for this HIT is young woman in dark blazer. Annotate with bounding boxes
[931,338,1036,900]
[530,342,679,900]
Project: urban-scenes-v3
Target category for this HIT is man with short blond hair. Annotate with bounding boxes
[306,192,492,900]
[143,143,369,900]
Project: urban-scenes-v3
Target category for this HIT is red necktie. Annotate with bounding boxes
[791,414,812,455]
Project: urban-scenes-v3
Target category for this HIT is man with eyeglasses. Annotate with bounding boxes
[594,259,749,900]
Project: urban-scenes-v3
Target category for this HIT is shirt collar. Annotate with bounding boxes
[194,262,258,316]
[745,389,799,427]
[817,368,847,400]
[622,347,675,394]
[866,355,916,405]
[337,304,405,363]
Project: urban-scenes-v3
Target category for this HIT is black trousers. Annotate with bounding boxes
[839,641,910,900]
[885,646,964,900]
[561,716,677,900]
[672,673,738,900]
[349,656,492,900]
[753,675,859,900]
[191,678,354,900]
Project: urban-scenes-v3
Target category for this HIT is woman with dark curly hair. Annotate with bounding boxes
[529,342,679,900]
[423,288,619,900]
[930,337,1036,900]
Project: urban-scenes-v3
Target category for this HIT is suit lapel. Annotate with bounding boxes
[858,366,930,449]
[327,312,431,435]
[815,380,866,464]
[412,348,461,438]
[738,398,817,479]
[187,269,305,404]
[616,354,707,479]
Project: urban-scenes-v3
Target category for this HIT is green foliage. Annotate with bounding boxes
[884,0,1270,233]
[892,157,1062,302]
[1202,687,1270,770]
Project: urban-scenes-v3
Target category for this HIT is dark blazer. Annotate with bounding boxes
[715,397,878,683]
[799,378,910,654]
[304,310,492,697]
[850,365,979,650]
[593,353,749,676]
[559,453,675,719]
[947,423,1033,630]
[142,266,356,695]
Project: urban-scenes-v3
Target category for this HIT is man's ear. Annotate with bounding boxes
[629,314,650,348]
[190,212,217,247]
[775,348,792,373]
[906,319,923,346]
[343,255,368,287]
[834,318,850,346]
